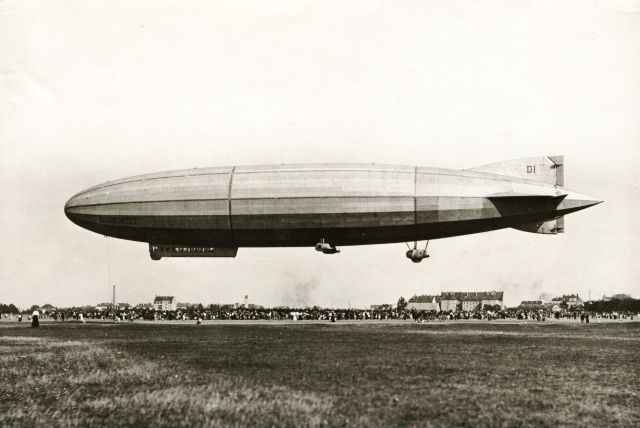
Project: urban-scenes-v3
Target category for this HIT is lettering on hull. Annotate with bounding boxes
[99,216,139,225]
[149,244,238,260]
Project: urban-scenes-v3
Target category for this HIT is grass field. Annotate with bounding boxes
[1,321,639,427]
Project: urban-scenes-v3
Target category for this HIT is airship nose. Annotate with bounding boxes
[64,181,113,228]
[65,195,77,219]
[64,192,88,226]
[64,183,128,238]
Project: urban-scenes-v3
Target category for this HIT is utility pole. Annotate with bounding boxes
[112,284,116,322]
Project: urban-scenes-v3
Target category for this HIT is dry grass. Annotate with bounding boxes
[0,334,332,427]
[1,321,639,427]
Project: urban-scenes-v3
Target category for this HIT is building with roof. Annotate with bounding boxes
[520,300,544,306]
[370,304,393,310]
[518,300,550,310]
[153,296,176,311]
[406,295,441,312]
[461,295,481,312]
[550,294,583,308]
[440,292,460,312]
[440,291,504,312]
[406,302,440,312]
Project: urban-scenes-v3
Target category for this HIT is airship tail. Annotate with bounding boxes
[472,156,602,234]
[467,155,564,186]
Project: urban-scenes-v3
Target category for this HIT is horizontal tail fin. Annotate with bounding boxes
[467,155,564,186]
[487,192,567,199]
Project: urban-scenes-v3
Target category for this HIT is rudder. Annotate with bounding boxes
[467,155,564,186]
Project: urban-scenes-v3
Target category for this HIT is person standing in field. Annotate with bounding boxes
[31,309,39,328]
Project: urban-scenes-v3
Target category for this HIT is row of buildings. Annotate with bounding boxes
[405,291,504,313]
[99,296,259,312]
[519,294,584,311]
[96,296,177,312]
[406,292,633,314]
[86,292,635,314]
[519,293,633,311]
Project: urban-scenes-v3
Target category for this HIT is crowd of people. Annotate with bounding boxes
[3,305,635,325]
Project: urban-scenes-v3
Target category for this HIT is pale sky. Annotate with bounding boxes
[1,0,639,309]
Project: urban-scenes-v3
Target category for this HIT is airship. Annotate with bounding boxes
[64,155,601,262]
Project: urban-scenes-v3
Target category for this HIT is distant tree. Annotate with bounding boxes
[0,303,20,314]
[397,296,408,311]
[28,304,40,313]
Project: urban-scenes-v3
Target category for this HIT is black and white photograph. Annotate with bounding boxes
[1,0,639,426]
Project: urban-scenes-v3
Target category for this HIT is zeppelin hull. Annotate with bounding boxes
[67,207,570,247]
[64,162,600,248]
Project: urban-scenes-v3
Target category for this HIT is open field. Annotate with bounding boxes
[1,321,639,427]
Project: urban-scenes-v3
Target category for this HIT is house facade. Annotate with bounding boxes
[551,294,583,308]
[407,295,441,312]
[153,296,177,311]
[440,291,504,312]
[440,292,460,312]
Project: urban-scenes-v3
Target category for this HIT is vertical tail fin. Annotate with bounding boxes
[467,155,564,186]
[471,156,567,235]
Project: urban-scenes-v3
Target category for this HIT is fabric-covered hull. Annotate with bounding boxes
[65,210,542,247]
[64,163,599,247]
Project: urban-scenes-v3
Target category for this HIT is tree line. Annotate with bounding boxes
[585,298,640,313]
[0,303,20,314]
[3,298,640,315]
